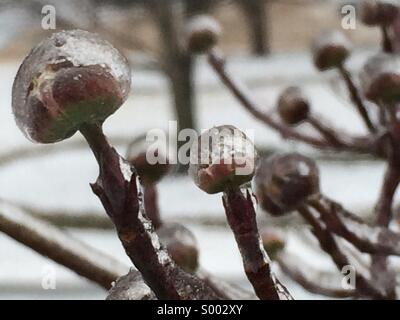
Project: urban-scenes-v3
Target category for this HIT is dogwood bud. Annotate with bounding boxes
[186,15,221,54]
[312,31,351,71]
[126,139,170,184]
[254,153,320,215]
[277,87,310,125]
[359,0,399,26]
[189,125,257,194]
[360,53,400,103]
[157,223,199,273]
[12,29,131,143]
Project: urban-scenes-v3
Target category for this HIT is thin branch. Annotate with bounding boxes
[222,188,292,300]
[308,195,400,257]
[298,206,386,299]
[0,201,127,290]
[207,49,379,155]
[371,163,400,298]
[306,115,347,147]
[276,252,354,299]
[337,65,376,133]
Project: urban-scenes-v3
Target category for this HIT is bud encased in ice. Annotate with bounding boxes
[360,53,400,103]
[12,29,131,143]
[157,223,199,273]
[277,87,310,125]
[189,125,257,194]
[254,153,320,215]
[312,31,351,71]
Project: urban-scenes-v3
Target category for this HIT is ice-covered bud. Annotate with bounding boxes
[260,227,286,260]
[157,223,199,273]
[126,139,170,184]
[277,87,310,126]
[254,153,320,215]
[186,15,221,54]
[361,53,400,103]
[12,30,131,143]
[312,30,351,71]
[189,125,258,194]
[359,0,399,26]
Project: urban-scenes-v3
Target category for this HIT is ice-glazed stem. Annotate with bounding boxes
[338,65,376,133]
[222,188,292,300]
[308,195,400,257]
[0,201,126,290]
[79,123,220,300]
[298,206,386,299]
[207,49,378,155]
[276,252,354,298]
[306,115,346,147]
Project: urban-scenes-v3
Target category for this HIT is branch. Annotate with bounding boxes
[298,206,386,299]
[0,201,127,290]
[338,65,376,133]
[222,188,292,300]
[277,252,354,299]
[306,115,348,147]
[308,195,400,257]
[371,163,400,298]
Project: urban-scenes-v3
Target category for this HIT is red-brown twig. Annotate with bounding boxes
[79,123,220,300]
[338,65,376,133]
[307,115,347,147]
[276,252,354,299]
[222,188,292,300]
[371,163,400,298]
[0,201,127,290]
[308,195,400,256]
[298,206,386,299]
[207,49,378,155]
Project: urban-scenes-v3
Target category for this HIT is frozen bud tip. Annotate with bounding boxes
[359,0,399,26]
[254,153,320,215]
[312,30,351,71]
[157,223,199,273]
[12,29,131,143]
[186,15,221,54]
[360,53,400,103]
[189,125,257,194]
[277,86,310,125]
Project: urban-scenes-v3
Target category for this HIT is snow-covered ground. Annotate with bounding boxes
[0,51,391,299]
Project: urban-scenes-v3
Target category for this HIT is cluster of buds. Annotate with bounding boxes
[10,0,400,301]
[186,1,400,299]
